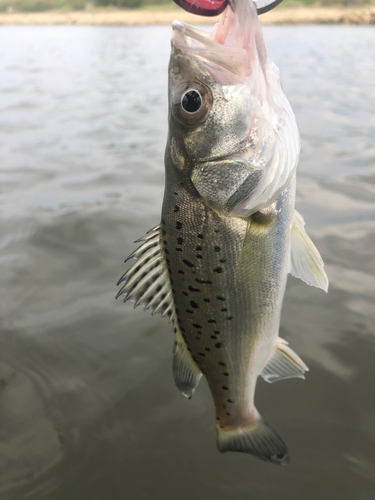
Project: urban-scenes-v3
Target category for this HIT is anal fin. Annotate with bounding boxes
[261,338,309,383]
[173,329,202,399]
[290,210,329,292]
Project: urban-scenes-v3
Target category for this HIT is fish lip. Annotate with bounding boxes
[171,20,248,76]
[194,132,256,165]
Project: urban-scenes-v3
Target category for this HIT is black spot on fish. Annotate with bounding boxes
[183,259,194,268]
[176,221,182,230]
[166,258,170,265]
[204,298,210,303]
[214,247,221,252]
[183,291,188,296]
[180,327,185,332]
[227,399,233,403]
[218,362,226,366]
[216,417,220,421]
[163,240,167,245]
[210,335,217,340]
[192,324,202,330]
[226,317,233,321]
[196,245,202,251]
[198,353,205,357]
[174,328,177,333]
[216,296,225,301]
[162,229,166,236]
[187,348,192,353]
[220,259,227,263]
[223,372,229,376]
[195,337,200,340]
[197,234,203,239]
[175,248,182,252]
[213,267,223,273]
[177,237,183,245]
[222,386,229,390]
[207,319,216,324]
[197,331,202,335]
[186,310,193,314]
[196,279,212,284]
[205,348,211,352]
[178,270,184,275]
[188,285,200,292]
[215,343,223,348]
[165,249,169,255]
[190,301,199,309]
[173,191,178,196]
[226,412,231,416]
[174,205,180,212]
[221,308,228,312]
[214,229,220,233]
[196,254,202,259]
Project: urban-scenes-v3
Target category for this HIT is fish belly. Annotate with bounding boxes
[162,167,296,429]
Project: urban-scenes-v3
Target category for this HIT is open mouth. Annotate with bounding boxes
[171,0,264,79]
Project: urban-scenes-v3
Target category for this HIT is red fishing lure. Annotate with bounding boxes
[172,0,284,17]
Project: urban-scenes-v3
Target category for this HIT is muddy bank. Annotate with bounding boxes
[0,6,375,25]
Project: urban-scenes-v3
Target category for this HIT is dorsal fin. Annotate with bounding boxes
[173,328,202,398]
[116,225,176,321]
[290,210,328,292]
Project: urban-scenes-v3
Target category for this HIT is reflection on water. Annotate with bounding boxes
[1,24,375,500]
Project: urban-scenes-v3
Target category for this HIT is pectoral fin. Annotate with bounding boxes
[290,210,329,292]
[173,329,202,398]
[261,338,309,383]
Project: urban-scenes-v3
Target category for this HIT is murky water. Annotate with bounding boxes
[1,24,375,500]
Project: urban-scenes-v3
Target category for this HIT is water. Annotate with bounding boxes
[1,24,375,500]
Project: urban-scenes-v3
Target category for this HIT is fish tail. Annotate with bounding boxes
[216,414,290,466]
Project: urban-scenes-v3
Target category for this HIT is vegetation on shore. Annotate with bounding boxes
[1,0,374,12]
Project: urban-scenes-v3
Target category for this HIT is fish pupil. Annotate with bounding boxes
[182,90,201,113]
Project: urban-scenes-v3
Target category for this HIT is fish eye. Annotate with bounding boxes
[173,83,211,125]
[182,90,202,113]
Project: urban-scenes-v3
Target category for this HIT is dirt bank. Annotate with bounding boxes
[0,6,374,25]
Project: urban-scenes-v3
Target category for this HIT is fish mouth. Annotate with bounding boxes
[172,19,247,78]
[172,0,266,79]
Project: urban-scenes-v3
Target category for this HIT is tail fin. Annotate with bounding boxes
[216,416,290,465]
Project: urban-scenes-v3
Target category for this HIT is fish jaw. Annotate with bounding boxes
[169,1,300,217]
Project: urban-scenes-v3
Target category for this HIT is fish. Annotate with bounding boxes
[117,0,328,465]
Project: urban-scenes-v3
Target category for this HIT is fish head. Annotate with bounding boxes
[167,0,300,217]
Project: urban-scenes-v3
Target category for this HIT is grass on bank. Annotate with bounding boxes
[1,0,374,12]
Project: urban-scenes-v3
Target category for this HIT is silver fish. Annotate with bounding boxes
[117,0,328,465]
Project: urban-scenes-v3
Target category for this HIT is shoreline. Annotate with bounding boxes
[0,6,375,25]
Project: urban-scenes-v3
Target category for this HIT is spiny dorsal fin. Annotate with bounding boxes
[261,338,309,383]
[290,210,329,292]
[173,328,202,399]
[116,225,176,322]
